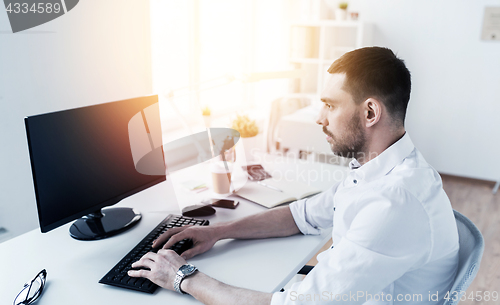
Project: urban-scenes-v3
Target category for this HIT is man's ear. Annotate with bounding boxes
[363,98,382,127]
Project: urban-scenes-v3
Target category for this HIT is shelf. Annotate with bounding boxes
[330,46,354,52]
[290,57,345,65]
[291,20,361,28]
[287,12,372,101]
[290,57,323,64]
[283,93,320,100]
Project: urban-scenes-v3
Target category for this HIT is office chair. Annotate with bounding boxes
[297,210,484,305]
[442,210,484,305]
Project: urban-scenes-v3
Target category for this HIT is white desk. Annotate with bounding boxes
[0,156,348,305]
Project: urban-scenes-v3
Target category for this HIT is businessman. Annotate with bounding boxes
[129,47,459,304]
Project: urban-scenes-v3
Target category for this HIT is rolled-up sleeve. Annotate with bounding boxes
[289,182,340,235]
[273,186,432,305]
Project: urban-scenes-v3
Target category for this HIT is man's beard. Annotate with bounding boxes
[323,113,366,159]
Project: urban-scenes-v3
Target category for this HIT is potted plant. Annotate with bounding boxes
[335,2,348,21]
[230,114,259,162]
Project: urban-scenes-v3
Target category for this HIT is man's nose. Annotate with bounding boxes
[316,109,328,126]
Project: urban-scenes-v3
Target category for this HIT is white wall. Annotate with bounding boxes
[2,0,499,242]
[345,0,500,181]
[0,0,152,240]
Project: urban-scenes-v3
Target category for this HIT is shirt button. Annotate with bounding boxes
[353,179,358,184]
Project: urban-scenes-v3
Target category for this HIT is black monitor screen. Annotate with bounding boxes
[25,95,165,233]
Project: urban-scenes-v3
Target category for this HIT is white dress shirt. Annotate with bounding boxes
[271,133,459,305]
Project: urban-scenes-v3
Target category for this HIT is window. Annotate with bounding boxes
[150,0,289,130]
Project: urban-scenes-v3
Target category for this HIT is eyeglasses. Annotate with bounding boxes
[13,269,47,305]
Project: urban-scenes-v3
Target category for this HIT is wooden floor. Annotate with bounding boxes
[306,174,499,305]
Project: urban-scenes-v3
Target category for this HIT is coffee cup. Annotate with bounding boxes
[210,159,234,195]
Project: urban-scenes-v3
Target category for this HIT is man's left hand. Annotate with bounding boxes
[128,249,186,291]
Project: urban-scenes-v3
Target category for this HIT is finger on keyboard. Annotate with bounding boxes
[163,231,188,250]
[152,227,182,248]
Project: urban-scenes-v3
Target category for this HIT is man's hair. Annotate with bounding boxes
[328,47,411,126]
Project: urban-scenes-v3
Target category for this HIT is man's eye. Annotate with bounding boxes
[325,104,332,109]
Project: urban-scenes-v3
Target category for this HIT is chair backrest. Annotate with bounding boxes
[442,210,485,305]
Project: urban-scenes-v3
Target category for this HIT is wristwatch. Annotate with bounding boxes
[174,264,198,294]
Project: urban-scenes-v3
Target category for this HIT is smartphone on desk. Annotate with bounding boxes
[242,164,272,181]
[204,199,239,209]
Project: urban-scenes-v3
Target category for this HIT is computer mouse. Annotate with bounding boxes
[182,204,216,217]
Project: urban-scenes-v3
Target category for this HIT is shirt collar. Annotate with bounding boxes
[349,133,415,182]
[349,159,362,170]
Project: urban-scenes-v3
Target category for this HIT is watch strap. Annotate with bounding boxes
[174,264,198,294]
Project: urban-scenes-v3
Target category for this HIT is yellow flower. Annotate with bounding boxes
[230,114,258,138]
[202,106,211,116]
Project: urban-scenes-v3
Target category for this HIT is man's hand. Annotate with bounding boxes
[152,206,300,260]
[152,225,219,259]
[128,249,186,291]
[129,250,273,305]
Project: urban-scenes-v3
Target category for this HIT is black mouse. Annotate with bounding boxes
[182,204,216,217]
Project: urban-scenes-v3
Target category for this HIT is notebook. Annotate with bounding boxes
[235,179,321,208]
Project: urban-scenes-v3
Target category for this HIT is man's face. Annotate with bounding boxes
[316,73,366,158]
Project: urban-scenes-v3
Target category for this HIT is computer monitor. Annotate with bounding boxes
[24,95,166,240]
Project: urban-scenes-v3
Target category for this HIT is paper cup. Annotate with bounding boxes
[210,160,233,196]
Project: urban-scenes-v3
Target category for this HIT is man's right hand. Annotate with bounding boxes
[152,225,220,260]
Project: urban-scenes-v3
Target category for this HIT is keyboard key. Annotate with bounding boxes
[128,277,138,285]
[142,281,154,289]
[120,276,131,284]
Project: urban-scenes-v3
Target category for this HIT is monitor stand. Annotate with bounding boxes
[69,207,141,240]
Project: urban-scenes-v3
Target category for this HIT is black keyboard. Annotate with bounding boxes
[99,214,209,293]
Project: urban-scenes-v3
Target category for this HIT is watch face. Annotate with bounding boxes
[179,264,196,275]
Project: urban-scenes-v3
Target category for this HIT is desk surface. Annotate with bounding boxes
[0,155,348,305]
